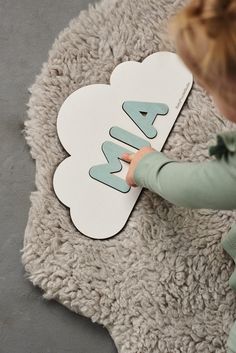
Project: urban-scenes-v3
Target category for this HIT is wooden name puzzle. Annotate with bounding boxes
[53,51,193,240]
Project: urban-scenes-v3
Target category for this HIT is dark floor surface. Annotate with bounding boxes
[0,1,117,352]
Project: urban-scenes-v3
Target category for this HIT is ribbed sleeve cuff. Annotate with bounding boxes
[133,151,173,189]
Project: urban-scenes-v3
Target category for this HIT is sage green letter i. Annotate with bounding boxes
[89,141,133,193]
[122,101,169,139]
[109,126,151,150]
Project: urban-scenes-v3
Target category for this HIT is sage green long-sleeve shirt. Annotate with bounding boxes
[133,129,236,353]
[134,130,236,210]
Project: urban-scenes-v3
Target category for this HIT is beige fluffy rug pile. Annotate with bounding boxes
[22,0,236,351]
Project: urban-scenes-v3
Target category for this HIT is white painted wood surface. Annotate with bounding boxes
[53,51,193,239]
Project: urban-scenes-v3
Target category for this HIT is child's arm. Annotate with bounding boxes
[134,149,236,210]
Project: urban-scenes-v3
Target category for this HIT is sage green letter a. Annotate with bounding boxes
[122,101,169,139]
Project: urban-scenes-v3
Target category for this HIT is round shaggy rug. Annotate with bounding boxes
[22,0,236,352]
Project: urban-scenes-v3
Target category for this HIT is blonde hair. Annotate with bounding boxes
[170,0,236,105]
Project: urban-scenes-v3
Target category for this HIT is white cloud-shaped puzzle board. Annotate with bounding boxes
[53,51,193,240]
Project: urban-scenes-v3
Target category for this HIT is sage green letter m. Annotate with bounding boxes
[89,141,132,193]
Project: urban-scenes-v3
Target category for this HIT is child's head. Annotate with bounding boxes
[169,0,236,122]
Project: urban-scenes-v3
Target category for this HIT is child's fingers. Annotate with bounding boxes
[126,170,137,187]
[121,153,134,162]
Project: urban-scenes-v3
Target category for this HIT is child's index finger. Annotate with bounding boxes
[121,153,132,162]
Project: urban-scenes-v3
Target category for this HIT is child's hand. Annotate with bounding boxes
[121,146,157,187]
